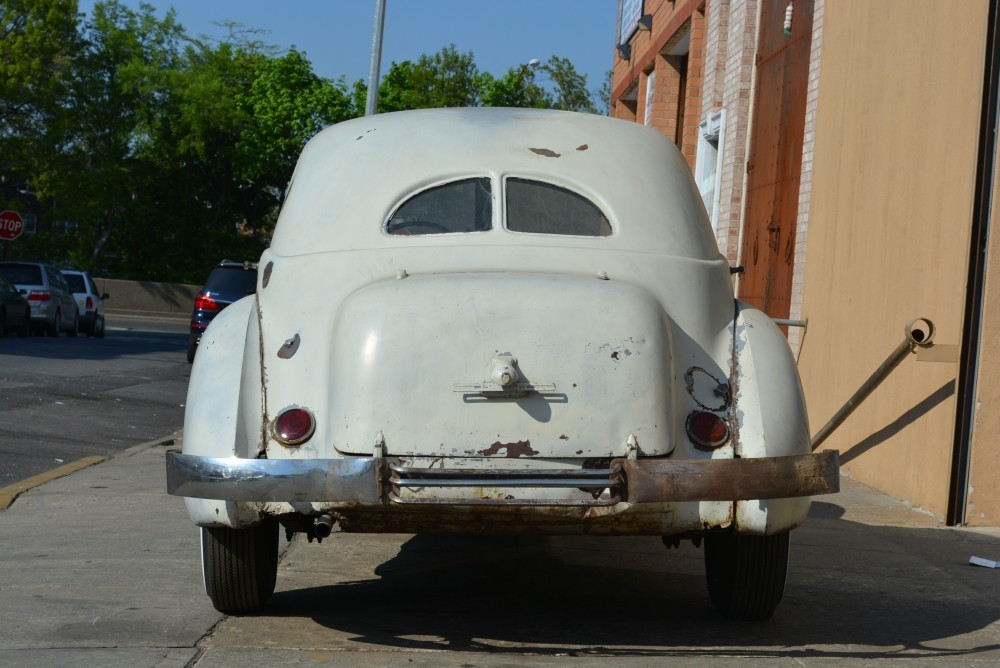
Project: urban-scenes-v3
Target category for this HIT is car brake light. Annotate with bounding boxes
[86,296,94,309]
[687,411,730,449]
[27,290,51,302]
[272,407,316,446]
[194,295,218,311]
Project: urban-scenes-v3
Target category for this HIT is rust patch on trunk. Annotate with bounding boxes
[576,144,589,151]
[478,440,538,458]
[559,434,569,440]
[529,147,561,158]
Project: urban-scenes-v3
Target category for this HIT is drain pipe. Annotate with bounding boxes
[810,318,936,450]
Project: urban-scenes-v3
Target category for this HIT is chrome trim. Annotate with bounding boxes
[165,452,379,503]
[166,450,839,507]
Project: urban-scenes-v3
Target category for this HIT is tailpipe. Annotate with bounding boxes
[314,514,335,539]
[810,318,935,450]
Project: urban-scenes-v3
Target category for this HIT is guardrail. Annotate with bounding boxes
[93,278,199,318]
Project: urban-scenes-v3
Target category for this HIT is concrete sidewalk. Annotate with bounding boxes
[2,441,1000,667]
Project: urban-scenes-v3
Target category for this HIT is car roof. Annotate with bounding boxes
[270,107,719,261]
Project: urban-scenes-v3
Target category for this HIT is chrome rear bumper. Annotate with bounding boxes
[166,450,840,506]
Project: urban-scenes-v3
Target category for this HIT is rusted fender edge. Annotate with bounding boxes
[621,450,840,503]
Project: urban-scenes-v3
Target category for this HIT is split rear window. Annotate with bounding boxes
[386,177,610,237]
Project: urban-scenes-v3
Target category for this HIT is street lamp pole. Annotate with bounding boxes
[365,0,387,116]
[514,58,540,107]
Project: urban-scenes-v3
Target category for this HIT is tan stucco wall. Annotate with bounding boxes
[967,147,1000,525]
[798,0,988,518]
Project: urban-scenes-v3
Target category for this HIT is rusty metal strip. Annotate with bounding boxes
[394,478,618,489]
[388,493,621,507]
[620,451,840,503]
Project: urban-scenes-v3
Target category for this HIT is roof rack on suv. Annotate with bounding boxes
[218,259,259,271]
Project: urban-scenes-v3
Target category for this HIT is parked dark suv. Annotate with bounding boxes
[187,260,258,363]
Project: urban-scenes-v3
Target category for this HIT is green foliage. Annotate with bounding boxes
[0,0,78,140]
[540,56,598,114]
[378,45,481,111]
[479,65,549,109]
[2,9,601,282]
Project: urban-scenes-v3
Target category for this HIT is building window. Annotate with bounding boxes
[644,71,657,127]
[695,109,726,232]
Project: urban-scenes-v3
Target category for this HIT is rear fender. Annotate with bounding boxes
[730,302,812,533]
[182,295,264,527]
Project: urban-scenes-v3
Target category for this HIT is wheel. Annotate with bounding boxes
[93,315,106,338]
[704,531,790,620]
[201,519,279,613]
[67,311,79,337]
[47,310,60,337]
[186,334,199,363]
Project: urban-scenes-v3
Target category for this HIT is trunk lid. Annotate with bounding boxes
[330,272,678,458]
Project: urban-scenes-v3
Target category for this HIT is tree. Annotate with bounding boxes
[479,64,549,109]
[378,45,481,111]
[539,56,598,114]
[0,0,79,210]
[31,0,185,273]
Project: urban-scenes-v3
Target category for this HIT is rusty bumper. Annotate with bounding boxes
[167,450,839,506]
[621,450,840,503]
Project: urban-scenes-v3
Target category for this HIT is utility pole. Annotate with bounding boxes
[365,0,386,116]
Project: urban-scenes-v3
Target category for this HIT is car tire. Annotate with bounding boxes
[704,531,790,620]
[186,334,199,364]
[202,518,279,613]
[68,311,80,337]
[17,310,30,338]
[93,316,106,339]
[47,311,60,337]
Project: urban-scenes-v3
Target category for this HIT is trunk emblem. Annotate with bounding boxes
[453,354,556,398]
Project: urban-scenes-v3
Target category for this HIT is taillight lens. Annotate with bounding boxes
[194,294,218,311]
[272,407,315,446]
[687,411,730,449]
[86,296,94,309]
[27,290,51,302]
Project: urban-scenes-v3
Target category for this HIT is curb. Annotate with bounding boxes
[0,431,181,511]
[0,456,106,510]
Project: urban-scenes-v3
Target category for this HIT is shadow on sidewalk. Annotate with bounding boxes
[258,501,1000,660]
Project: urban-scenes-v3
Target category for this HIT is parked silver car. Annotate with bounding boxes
[0,261,79,336]
[61,269,108,338]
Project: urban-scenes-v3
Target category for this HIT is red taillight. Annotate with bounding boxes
[687,411,730,449]
[272,407,315,446]
[194,294,218,311]
[27,290,51,302]
[86,296,94,309]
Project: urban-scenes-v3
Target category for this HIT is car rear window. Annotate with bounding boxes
[0,263,42,285]
[506,178,611,237]
[205,267,258,295]
[386,177,492,235]
[63,274,86,292]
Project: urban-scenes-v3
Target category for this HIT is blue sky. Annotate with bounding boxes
[76,1,618,98]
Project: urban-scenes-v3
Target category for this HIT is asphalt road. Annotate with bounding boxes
[0,314,190,486]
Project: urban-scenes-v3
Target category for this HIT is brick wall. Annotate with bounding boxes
[787,0,824,355]
[710,0,758,264]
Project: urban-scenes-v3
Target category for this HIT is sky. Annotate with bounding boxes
[76,1,619,97]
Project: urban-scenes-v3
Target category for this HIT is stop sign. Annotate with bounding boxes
[0,210,24,241]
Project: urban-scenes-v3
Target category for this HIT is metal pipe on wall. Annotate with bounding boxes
[810,318,936,451]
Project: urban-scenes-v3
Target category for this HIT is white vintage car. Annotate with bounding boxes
[167,108,839,620]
